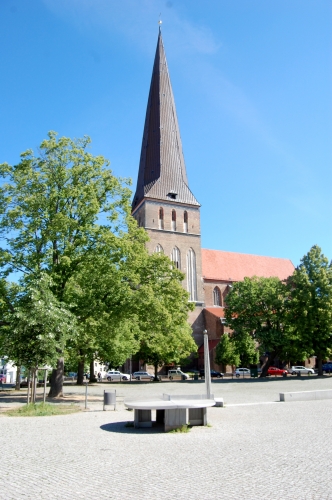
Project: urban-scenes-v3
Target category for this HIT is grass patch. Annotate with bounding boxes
[168,424,191,433]
[4,402,80,417]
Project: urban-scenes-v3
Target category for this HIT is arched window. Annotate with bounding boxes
[158,207,164,229]
[171,247,181,269]
[183,211,188,233]
[213,287,221,306]
[186,248,197,301]
[155,244,164,254]
[171,210,176,231]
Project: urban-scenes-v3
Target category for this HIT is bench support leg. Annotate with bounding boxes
[134,409,152,428]
[188,407,207,426]
[164,408,188,432]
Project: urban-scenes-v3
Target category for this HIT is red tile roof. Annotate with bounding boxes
[204,307,225,318]
[202,249,294,282]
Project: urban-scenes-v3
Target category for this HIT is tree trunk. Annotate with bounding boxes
[154,363,159,381]
[260,351,277,378]
[317,354,323,376]
[48,357,64,397]
[15,366,21,391]
[77,358,85,385]
[89,359,97,383]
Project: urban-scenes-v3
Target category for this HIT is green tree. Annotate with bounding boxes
[0,131,137,396]
[133,253,197,379]
[287,245,332,375]
[0,275,77,390]
[231,330,259,367]
[224,276,303,377]
[215,333,240,370]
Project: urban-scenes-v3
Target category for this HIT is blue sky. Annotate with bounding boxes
[1,0,331,266]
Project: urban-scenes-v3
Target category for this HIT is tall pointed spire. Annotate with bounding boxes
[132,30,199,210]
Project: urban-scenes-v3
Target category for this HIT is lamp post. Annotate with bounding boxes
[204,329,212,399]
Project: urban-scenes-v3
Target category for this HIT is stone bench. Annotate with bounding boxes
[280,389,332,402]
[124,396,215,431]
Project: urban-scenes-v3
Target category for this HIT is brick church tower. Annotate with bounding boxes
[132,28,205,340]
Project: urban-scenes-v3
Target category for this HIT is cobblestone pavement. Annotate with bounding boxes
[1,377,332,500]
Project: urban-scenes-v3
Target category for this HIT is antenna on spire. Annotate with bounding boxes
[158,14,162,32]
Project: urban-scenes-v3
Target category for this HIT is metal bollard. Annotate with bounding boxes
[85,383,88,409]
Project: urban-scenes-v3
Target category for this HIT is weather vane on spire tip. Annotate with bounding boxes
[158,13,162,30]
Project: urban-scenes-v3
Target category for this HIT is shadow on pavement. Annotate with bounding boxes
[100,421,164,434]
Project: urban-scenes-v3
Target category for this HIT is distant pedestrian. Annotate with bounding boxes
[98,372,102,382]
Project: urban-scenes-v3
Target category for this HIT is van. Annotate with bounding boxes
[168,369,189,380]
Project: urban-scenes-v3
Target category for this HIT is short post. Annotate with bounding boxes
[27,370,31,404]
[85,383,88,409]
[43,369,48,404]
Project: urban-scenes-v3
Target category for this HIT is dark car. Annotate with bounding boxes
[322,363,332,373]
[199,369,224,378]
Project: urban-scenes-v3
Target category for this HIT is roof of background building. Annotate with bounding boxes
[202,249,294,282]
[132,30,199,211]
[204,307,225,318]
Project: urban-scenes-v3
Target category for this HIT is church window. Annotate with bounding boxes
[159,207,164,229]
[187,248,197,301]
[171,247,181,269]
[171,210,176,231]
[155,244,164,254]
[183,211,188,233]
[213,287,221,306]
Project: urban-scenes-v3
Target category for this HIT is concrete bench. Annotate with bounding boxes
[124,397,215,431]
[280,389,332,402]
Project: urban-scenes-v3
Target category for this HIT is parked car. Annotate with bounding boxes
[199,369,224,378]
[105,370,130,381]
[322,363,332,373]
[132,371,154,381]
[168,369,190,380]
[288,366,315,375]
[235,368,250,377]
[267,367,288,376]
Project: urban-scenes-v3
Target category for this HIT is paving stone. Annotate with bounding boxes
[0,377,331,499]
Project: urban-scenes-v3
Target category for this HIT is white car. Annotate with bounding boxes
[235,368,250,378]
[132,371,154,381]
[288,366,315,375]
[168,369,190,380]
[105,370,130,381]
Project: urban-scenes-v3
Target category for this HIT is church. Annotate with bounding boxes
[131,29,294,371]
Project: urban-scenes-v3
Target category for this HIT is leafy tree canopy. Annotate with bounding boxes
[224,276,305,376]
[0,132,144,394]
[215,333,240,368]
[0,274,77,369]
[287,245,332,374]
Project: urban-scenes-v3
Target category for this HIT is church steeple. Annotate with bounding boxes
[132,30,199,210]
[132,29,204,308]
